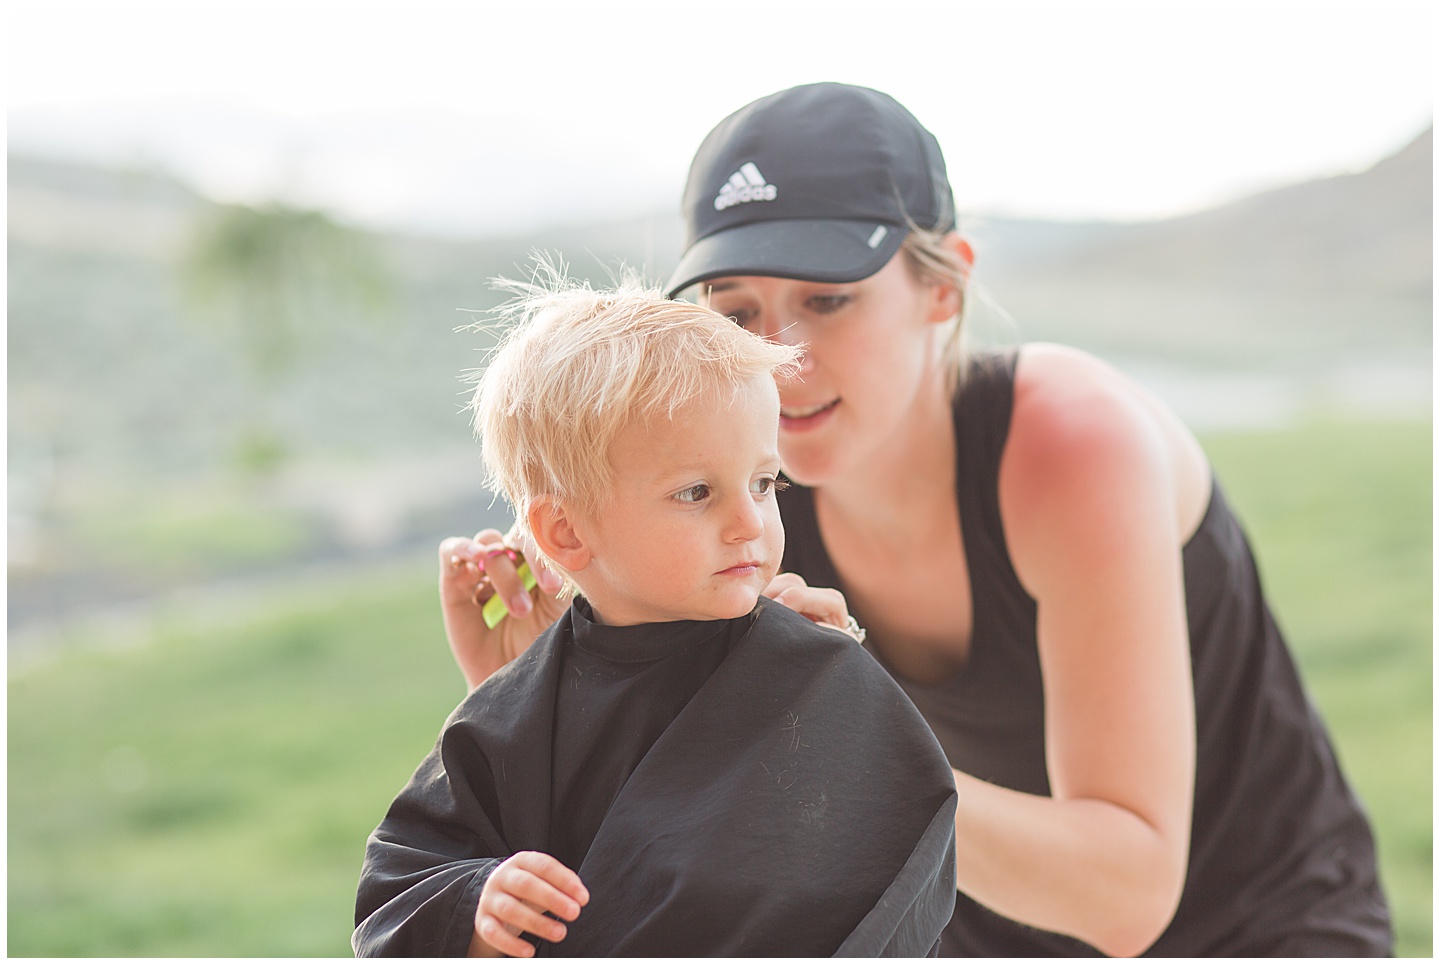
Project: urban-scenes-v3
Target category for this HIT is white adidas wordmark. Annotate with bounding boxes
[714,162,777,211]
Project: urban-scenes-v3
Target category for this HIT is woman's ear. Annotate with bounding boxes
[527,496,591,573]
[924,232,974,323]
[953,235,975,275]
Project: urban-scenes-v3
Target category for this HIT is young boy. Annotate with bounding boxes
[353,273,958,957]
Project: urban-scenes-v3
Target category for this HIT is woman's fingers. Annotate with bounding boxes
[763,573,861,639]
[762,571,809,600]
[478,545,533,618]
[439,531,502,600]
[439,528,552,618]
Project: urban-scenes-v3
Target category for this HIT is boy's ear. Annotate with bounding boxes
[527,495,591,573]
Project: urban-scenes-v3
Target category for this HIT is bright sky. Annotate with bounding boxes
[7,0,1433,236]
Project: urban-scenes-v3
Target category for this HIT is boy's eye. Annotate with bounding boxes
[750,475,788,497]
[674,483,711,504]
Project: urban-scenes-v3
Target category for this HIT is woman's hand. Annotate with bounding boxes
[468,851,589,958]
[763,573,863,642]
[439,528,571,690]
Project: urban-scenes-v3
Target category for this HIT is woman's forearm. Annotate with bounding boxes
[951,769,1187,957]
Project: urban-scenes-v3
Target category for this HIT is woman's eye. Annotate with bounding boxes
[807,294,850,314]
[723,308,756,330]
[675,483,711,504]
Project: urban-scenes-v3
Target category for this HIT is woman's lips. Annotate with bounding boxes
[780,398,839,432]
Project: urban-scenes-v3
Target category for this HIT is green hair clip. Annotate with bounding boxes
[482,560,538,629]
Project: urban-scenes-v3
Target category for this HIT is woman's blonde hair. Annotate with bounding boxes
[468,260,802,531]
[900,225,974,392]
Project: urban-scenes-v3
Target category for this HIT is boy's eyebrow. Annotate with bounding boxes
[647,452,783,484]
[705,281,739,294]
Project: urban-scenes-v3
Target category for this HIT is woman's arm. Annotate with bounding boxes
[953,345,1201,956]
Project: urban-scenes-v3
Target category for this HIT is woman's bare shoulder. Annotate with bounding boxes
[1006,343,1170,483]
[999,343,1212,579]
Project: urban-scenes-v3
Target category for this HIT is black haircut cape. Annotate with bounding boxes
[354,597,957,956]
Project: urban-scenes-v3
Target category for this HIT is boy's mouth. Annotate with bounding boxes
[718,561,763,577]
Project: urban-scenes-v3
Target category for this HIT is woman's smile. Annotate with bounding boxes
[780,397,839,431]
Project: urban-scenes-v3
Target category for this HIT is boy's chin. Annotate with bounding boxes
[688,586,762,623]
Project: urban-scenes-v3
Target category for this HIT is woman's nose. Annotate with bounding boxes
[759,314,804,347]
[752,313,813,375]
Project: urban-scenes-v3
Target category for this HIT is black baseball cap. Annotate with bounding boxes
[665,82,955,298]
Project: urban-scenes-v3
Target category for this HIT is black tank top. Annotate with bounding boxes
[778,350,1392,955]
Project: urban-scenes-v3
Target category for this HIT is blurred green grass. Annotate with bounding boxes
[1202,418,1432,956]
[8,417,1432,956]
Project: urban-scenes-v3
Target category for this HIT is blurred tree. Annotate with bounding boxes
[180,203,393,472]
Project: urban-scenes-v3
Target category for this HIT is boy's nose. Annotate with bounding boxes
[724,496,766,542]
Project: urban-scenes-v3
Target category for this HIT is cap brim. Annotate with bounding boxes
[665,219,906,298]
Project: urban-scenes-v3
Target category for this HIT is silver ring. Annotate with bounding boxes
[842,615,866,645]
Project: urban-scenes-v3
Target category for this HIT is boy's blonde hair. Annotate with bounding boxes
[469,263,802,534]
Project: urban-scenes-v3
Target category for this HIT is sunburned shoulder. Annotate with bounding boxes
[1006,343,1170,480]
[999,344,1211,579]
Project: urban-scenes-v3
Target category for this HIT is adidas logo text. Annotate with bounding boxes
[714,162,777,211]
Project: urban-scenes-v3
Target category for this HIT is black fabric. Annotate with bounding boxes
[779,350,1393,957]
[547,602,733,874]
[353,597,958,957]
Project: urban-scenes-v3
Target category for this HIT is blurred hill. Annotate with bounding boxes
[10,127,1430,472]
[972,126,1432,366]
[7,126,1431,640]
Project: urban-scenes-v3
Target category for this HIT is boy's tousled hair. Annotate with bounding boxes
[468,258,802,534]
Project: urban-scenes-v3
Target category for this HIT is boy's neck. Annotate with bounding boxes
[575,595,747,628]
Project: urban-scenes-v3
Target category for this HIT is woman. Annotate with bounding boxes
[441,83,1391,956]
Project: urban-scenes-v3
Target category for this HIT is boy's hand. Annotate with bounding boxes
[469,851,589,958]
[440,528,571,690]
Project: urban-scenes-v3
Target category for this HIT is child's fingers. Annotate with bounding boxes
[481,891,569,945]
[476,852,588,956]
[475,911,537,958]
[496,853,589,918]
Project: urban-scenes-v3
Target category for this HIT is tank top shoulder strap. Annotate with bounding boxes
[952,349,1034,611]
[779,349,1029,603]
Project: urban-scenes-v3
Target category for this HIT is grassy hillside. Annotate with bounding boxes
[9,125,1430,487]
[8,417,1431,956]
[974,126,1432,365]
